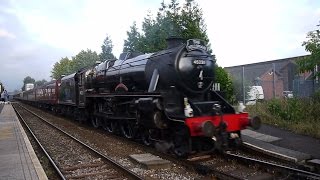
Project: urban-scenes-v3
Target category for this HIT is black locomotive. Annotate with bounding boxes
[16,38,260,157]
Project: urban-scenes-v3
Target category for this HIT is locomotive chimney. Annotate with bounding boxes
[166,36,184,49]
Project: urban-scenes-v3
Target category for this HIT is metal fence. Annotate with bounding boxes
[293,79,320,98]
[225,63,320,103]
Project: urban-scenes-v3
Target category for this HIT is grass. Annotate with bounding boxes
[245,96,320,139]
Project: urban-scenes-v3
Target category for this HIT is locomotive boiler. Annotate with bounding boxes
[92,37,214,94]
[86,37,260,157]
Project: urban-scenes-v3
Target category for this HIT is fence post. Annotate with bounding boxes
[273,63,276,98]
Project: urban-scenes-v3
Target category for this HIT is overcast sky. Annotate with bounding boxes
[0,0,319,91]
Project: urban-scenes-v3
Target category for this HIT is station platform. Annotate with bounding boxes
[0,103,47,180]
[242,127,320,167]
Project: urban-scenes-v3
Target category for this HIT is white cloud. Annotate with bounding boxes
[8,0,159,57]
[5,0,320,66]
[1,0,320,91]
[0,28,16,39]
[198,0,318,67]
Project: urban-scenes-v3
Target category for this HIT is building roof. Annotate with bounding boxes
[224,55,308,83]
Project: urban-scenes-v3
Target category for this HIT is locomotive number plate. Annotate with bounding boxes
[193,59,206,65]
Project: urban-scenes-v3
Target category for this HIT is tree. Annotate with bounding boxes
[99,35,115,60]
[124,0,211,53]
[21,76,35,91]
[51,49,100,79]
[215,66,235,103]
[298,22,320,77]
[180,0,211,53]
[123,22,142,52]
[35,79,47,87]
[51,57,74,79]
[73,49,100,71]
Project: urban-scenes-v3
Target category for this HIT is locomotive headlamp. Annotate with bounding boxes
[201,121,215,137]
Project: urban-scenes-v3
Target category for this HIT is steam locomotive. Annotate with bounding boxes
[15,38,260,157]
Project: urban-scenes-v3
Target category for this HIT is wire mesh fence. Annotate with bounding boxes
[224,60,320,104]
[293,79,320,98]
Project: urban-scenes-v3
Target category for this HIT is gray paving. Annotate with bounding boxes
[129,153,171,169]
[242,135,312,162]
[255,124,320,159]
[242,129,281,142]
[0,104,47,180]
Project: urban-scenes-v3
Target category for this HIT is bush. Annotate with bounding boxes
[267,98,303,122]
[311,90,320,103]
[246,97,320,138]
[267,99,282,117]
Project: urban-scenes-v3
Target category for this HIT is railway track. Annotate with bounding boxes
[223,151,320,179]
[92,124,320,179]
[79,121,320,179]
[14,103,320,179]
[13,103,143,180]
[181,150,320,179]
[111,128,320,179]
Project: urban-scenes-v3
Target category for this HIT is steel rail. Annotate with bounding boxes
[116,129,318,180]
[12,104,66,180]
[94,127,245,180]
[185,159,244,180]
[224,151,320,179]
[16,103,144,180]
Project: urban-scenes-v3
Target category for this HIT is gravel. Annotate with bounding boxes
[18,104,204,179]
[19,103,295,179]
[15,105,133,179]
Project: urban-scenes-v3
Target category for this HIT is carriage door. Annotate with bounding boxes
[78,73,85,106]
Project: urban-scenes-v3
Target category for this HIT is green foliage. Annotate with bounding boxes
[311,89,320,102]
[73,49,100,71]
[123,0,210,53]
[123,22,142,52]
[266,99,281,117]
[297,22,320,77]
[21,76,35,91]
[51,57,74,79]
[263,96,320,123]
[51,49,100,79]
[34,79,47,87]
[215,66,235,103]
[246,98,320,138]
[267,98,304,122]
[21,77,48,91]
[99,35,115,60]
[51,34,115,79]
